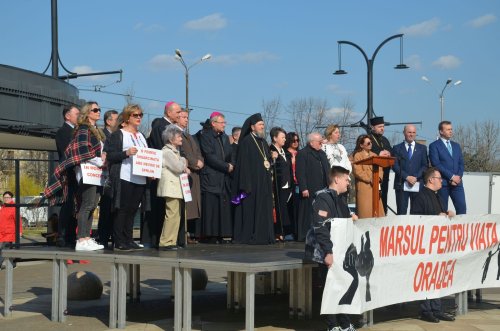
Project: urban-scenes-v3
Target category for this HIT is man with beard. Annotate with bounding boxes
[232,113,275,244]
[295,132,330,241]
[198,112,233,242]
[145,101,181,247]
[368,116,393,214]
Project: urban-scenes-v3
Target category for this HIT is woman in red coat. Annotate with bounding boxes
[1,191,22,268]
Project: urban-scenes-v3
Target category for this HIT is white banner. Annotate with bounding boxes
[81,163,108,186]
[321,214,500,315]
[180,173,192,202]
[132,147,162,179]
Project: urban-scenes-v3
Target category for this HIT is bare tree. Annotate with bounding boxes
[288,97,329,147]
[453,120,500,172]
[124,84,135,105]
[334,98,363,154]
[261,97,281,139]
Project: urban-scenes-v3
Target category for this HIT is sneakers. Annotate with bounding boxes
[75,238,105,251]
[329,325,356,331]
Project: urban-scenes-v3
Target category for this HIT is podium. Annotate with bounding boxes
[354,156,395,217]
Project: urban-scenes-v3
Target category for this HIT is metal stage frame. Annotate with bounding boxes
[1,244,313,331]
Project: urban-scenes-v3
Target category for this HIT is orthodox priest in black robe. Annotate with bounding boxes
[232,113,275,244]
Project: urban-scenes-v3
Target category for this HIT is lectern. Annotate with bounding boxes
[353,156,395,217]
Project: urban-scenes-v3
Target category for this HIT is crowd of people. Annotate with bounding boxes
[0,99,468,330]
[37,100,467,255]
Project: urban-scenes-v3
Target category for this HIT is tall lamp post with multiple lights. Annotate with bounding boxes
[421,76,462,122]
[333,34,409,130]
[174,49,211,115]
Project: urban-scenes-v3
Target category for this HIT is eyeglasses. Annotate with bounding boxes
[215,121,226,124]
[292,139,300,143]
[364,141,372,145]
[131,113,144,119]
[3,196,13,200]
[90,108,101,113]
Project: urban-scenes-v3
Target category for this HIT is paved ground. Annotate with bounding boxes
[1,237,500,330]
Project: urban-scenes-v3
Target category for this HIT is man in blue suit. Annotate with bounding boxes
[392,125,428,215]
[429,121,466,214]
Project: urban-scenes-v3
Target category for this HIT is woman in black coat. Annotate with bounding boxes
[269,127,293,241]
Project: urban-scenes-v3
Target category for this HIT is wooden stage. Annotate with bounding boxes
[1,243,314,331]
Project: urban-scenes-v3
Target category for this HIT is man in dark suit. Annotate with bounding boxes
[429,121,466,214]
[97,109,118,248]
[143,101,182,247]
[392,124,428,215]
[295,132,330,241]
[369,116,393,214]
[54,105,79,247]
[411,167,455,323]
[102,109,118,139]
[147,101,181,149]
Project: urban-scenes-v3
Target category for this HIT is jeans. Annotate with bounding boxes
[77,184,101,239]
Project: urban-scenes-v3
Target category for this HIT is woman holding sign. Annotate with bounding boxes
[106,104,150,251]
[157,125,190,251]
[72,101,107,251]
[43,102,107,251]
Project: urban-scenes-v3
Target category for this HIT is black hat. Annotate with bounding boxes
[370,116,384,126]
[241,113,264,137]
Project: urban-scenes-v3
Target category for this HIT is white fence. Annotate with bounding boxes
[387,172,500,215]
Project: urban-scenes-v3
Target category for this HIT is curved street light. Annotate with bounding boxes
[333,34,409,128]
[421,76,462,122]
[174,49,212,116]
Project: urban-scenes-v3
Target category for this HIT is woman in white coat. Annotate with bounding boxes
[157,125,190,250]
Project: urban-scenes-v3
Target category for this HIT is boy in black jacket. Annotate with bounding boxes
[306,166,358,331]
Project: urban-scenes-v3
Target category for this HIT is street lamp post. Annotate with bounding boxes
[421,76,462,122]
[175,49,211,115]
[333,34,409,130]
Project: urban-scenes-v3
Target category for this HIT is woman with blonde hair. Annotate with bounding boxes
[43,101,106,251]
[106,104,150,251]
[352,134,384,218]
[322,124,352,173]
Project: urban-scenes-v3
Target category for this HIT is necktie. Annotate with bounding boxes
[446,141,453,156]
[407,143,413,159]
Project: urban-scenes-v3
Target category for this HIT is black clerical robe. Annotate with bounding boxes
[232,133,274,244]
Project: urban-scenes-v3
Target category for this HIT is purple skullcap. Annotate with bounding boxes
[210,111,223,119]
[165,101,176,111]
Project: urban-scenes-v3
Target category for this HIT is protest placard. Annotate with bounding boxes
[81,162,108,186]
[180,173,192,202]
[132,147,162,179]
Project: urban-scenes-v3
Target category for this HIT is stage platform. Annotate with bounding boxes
[1,243,313,331]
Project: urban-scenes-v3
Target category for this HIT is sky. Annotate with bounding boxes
[1,0,499,144]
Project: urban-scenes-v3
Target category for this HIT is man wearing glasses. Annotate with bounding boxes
[410,167,456,323]
[199,112,233,243]
[295,132,330,241]
[368,116,393,214]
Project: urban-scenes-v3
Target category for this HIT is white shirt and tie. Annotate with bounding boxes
[440,138,453,156]
[406,141,414,159]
